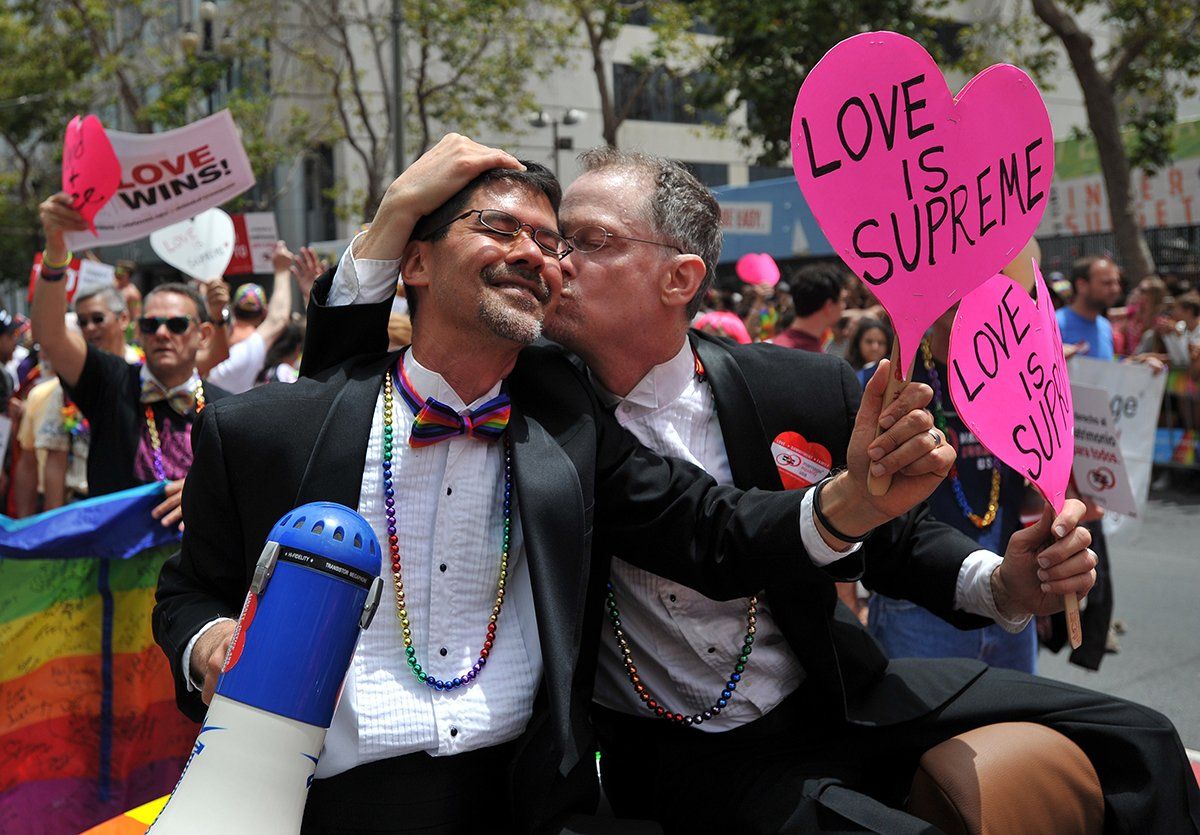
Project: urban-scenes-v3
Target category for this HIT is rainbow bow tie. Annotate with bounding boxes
[393,355,510,447]
[410,394,511,447]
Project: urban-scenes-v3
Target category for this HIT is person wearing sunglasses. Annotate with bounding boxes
[31,193,232,530]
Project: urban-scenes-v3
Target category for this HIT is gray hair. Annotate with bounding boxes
[577,147,722,318]
[74,286,127,315]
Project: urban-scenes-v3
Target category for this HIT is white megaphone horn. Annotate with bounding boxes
[149,502,383,834]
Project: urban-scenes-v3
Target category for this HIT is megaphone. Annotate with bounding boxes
[150,503,384,834]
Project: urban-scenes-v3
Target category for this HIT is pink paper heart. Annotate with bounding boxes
[948,263,1074,512]
[62,115,121,236]
[791,32,1054,377]
[736,252,780,287]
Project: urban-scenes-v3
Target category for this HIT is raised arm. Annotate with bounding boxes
[254,241,296,348]
[32,194,89,387]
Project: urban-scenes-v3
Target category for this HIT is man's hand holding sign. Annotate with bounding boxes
[790,31,1055,496]
[950,264,1090,647]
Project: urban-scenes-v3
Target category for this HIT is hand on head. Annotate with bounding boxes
[357,134,525,262]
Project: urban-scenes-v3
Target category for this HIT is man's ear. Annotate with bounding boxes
[400,239,434,290]
[196,321,215,348]
[661,254,707,311]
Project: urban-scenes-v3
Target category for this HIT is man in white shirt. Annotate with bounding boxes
[159,136,963,832]
[206,242,299,394]
[539,146,1199,833]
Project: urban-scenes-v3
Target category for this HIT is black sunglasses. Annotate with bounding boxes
[80,313,111,327]
[430,209,573,260]
[138,315,194,335]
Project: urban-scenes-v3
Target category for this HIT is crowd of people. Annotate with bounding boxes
[694,243,1200,671]
[13,133,1200,832]
[5,229,394,521]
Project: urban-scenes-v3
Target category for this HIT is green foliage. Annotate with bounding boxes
[0,2,94,280]
[974,0,1199,176]
[686,0,956,164]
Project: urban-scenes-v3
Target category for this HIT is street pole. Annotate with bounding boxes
[550,118,560,178]
[391,0,405,178]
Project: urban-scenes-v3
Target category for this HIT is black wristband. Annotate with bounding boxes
[812,473,872,543]
[39,267,67,283]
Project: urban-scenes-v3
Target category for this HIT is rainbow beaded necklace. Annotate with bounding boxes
[382,355,511,692]
[920,340,1000,528]
[605,346,757,725]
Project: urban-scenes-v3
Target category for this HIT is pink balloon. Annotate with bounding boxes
[62,115,122,236]
[948,263,1074,512]
[736,253,780,287]
[791,32,1054,378]
[694,311,752,344]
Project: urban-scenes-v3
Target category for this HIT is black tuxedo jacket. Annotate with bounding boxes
[155,326,830,829]
[685,330,990,725]
[297,276,993,729]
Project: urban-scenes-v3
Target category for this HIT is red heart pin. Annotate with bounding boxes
[772,431,833,489]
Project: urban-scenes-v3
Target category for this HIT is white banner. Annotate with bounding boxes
[63,110,255,250]
[75,260,116,298]
[1037,156,1200,237]
[1070,384,1138,517]
[1067,356,1167,538]
[244,212,279,274]
[719,202,773,235]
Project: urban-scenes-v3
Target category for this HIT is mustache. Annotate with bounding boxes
[481,264,550,303]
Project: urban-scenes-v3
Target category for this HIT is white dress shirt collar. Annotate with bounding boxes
[592,340,694,412]
[404,349,503,413]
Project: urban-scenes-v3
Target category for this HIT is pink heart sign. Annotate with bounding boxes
[62,115,122,236]
[736,253,780,287]
[948,263,1073,512]
[791,32,1054,378]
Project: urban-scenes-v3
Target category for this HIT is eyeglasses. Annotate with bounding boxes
[567,225,684,255]
[80,313,111,327]
[138,315,195,335]
[430,209,573,260]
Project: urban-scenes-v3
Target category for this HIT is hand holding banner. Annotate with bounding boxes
[790,31,1054,493]
[949,262,1081,645]
[62,110,255,251]
[62,115,121,235]
[150,208,236,280]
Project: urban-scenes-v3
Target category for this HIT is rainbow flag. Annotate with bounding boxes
[0,484,197,834]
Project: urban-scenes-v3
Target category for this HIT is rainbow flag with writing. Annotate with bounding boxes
[0,483,196,834]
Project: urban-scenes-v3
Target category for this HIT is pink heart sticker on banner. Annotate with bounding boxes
[62,115,122,236]
[736,253,780,287]
[947,262,1074,511]
[772,431,832,490]
[791,31,1054,378]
